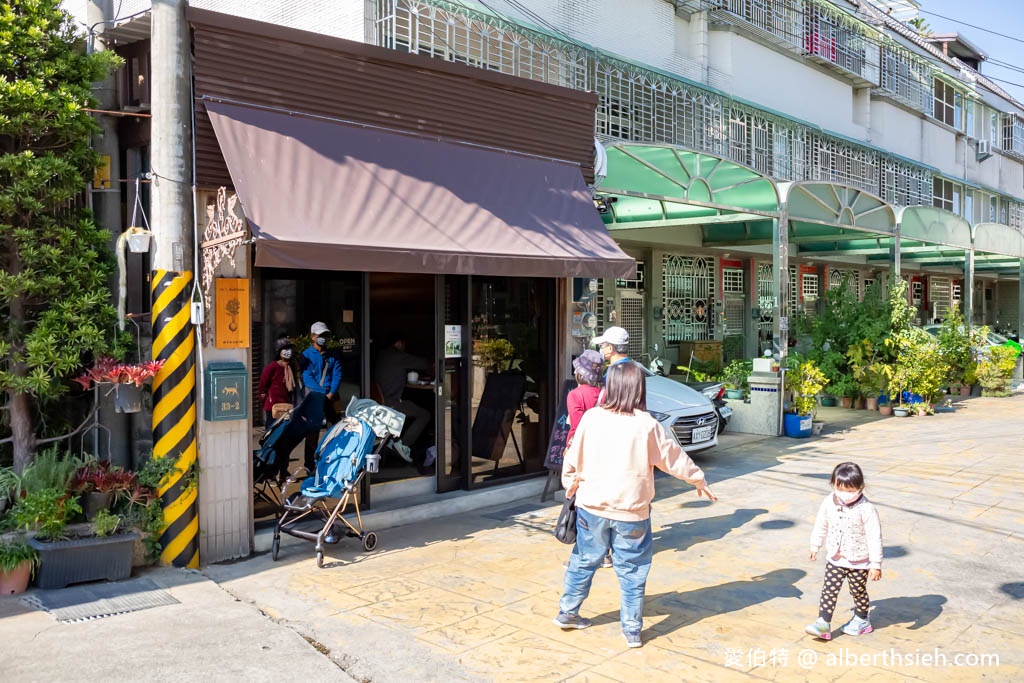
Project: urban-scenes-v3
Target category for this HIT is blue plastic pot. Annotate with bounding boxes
[783,412,813,438]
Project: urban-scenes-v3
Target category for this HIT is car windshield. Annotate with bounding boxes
[988,331,1009,345]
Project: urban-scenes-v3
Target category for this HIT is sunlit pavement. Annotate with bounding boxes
[206,396,1023,682]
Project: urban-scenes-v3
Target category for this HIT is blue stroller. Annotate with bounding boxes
[253,393,324,515]
[272,398,405,567]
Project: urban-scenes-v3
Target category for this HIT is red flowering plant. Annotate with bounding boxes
[70,460,137,496]
[73,357,165,390]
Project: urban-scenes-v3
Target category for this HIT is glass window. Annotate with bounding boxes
[964,191,974,221]
[966,100,976,135]
[989,195,998,222]
[933,79,956,126]
[932,178,955,211]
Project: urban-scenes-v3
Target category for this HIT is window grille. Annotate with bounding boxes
[617,291,646,361]
[785,266,798,317]
[615,261,645,290]
[756,263,774,355]
[723,267,744,293]
[952,283,961,306]
[663,255,716,342]
[1007,200,1024,229]
[811,135,878,192]
[828,268,860,297]
[1002,114,1024,160]
[930,277,952,320]
[802,272,819,316]
[878,45,932,113]
[881,158,930,207]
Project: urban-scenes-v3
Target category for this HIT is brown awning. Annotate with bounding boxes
[204,100,634,278]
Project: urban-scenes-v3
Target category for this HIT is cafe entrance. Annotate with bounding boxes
[257,270,555,503]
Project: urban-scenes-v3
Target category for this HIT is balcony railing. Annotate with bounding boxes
[1002,114,1024,161]
[714,0,879,86]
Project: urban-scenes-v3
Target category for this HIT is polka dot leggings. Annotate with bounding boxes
[818,562,871,622]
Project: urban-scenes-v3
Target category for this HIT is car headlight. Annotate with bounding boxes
[647,411,670,422]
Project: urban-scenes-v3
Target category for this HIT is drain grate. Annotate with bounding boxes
[22,577,179,623]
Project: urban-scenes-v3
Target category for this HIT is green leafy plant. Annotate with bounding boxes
[0,539,38,577]
[11,488,82,541]
[0,1,124,472]
[472,338,516,373]
[935,306,975,386]
[786,354,829,417]
[847,339,892,397]
[18,447,79,494]
[0,466,22,507]
[721,359,752,392]
[91,508,121,537]
[888,327,950,406]
[975,346,1018,397]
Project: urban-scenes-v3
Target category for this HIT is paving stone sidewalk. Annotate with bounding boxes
[205,396,1023,682]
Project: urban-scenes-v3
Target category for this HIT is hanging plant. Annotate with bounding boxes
[72,357,165,389]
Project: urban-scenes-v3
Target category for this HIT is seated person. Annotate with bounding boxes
[375,335,432,463]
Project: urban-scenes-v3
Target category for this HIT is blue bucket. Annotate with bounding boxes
[784,412,813,438]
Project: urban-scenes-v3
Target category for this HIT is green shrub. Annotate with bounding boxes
[19,447,79,494]
[92,509,121,537]
[11,488,82,541]
[976,346,1018,397]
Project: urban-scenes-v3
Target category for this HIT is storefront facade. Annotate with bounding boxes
[181,10,632,560]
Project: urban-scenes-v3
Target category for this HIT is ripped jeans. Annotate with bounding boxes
[558,507,653,633]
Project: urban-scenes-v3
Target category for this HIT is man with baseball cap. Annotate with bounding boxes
[299,321,343,469]
[593,326,631,367]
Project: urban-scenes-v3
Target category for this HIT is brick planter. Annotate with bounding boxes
[27,531,139,590]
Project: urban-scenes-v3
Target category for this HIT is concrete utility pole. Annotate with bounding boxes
[150,0,199,568]
[151,0,193,270]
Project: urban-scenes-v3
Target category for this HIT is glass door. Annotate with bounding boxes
[435,275,470,493]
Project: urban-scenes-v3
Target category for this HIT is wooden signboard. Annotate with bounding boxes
[215,278,250,349]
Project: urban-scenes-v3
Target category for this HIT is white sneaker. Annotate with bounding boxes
[393,441,413,463]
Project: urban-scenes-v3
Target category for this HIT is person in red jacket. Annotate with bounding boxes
[566,349,604,447]
[259,338,297,426]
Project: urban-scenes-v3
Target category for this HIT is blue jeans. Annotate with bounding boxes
[558,507,653,633]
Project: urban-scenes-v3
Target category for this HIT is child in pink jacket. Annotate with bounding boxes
[806,461,883,640]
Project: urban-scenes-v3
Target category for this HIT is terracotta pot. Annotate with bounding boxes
[959,385,971,398]
[878,405,893,416]
[866,397,878,411]
[0,560,33,595]
[840,397,852,409]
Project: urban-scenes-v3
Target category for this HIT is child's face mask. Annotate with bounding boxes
[834,488,862,504]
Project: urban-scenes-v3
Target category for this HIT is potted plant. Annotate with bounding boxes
[70,460,135,521]
[0,538,39,595]
[889,329,949,417]
[72,356,165,414]
[975,345,1018,397]
[848,340,892,412]
[12,487,138,589]
[935,307,977,396]
[784,355,829,438]
[472,338,516,374]
[0,466,20,516]
[721,359,751,399]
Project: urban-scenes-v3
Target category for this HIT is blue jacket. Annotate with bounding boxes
[300,346,342,395]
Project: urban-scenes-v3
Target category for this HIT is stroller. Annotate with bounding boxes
[272,397,405,567]
[253,392,325,515]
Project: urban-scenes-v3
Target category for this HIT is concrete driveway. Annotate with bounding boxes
[206,396,1023,682]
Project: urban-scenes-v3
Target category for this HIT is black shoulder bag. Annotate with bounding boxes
[554,495,578,545]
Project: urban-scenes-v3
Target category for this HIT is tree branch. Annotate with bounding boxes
[32,411,95,447]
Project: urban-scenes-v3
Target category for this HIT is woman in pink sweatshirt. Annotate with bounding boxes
[553,361,717,648]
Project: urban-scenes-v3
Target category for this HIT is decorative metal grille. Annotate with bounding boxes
[952,283,961,307]
[723,267,744,294]
[802,273,819,316]
[930,277,952,320]
[595,278,606,325]
[374,0,1001,210]
[828,268,860,297]
[1007,200,1024,229]
[617,291,646,360]
[663,255,716,342]
[881,158,931,207]
[756,262,774,355]
[615,261,645,290]
[786,266,798,317]
[1002,114,1024,160]
[878,45,932,113]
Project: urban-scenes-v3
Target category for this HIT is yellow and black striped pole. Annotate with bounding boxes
[151,269,199,568]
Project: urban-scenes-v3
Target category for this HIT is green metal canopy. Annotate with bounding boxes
[973,222,1024,275]
[598,142,777,245]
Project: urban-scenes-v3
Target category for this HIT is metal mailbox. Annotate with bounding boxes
[203,362,248,422]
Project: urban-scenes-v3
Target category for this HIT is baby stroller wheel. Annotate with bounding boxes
[316,549,324,568]
[362,531,378,552]
[271,534,280,561]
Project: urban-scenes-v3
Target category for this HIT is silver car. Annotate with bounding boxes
[637,363,720,453]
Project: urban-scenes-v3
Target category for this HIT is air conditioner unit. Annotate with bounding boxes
[976,139,993,161]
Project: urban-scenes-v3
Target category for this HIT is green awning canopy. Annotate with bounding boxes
[973,222,1024,274]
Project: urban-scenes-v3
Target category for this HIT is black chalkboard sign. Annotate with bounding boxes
[543,379,576,470]
[471,372,526,462]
